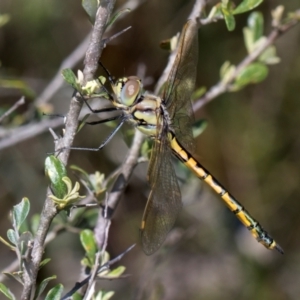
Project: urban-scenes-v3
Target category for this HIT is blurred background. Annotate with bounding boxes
[1,0,300,299]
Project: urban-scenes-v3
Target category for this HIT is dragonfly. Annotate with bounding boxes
[77,19,283,255]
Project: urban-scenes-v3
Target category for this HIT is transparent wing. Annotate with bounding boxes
[141,129,182,255]
[140,20,198,255]
[161,19,198,153]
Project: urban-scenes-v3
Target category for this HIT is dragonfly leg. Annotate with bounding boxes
[58,118,125,152]
[99,61,115,87]
[83,99,117,114]
[85,115,121,125]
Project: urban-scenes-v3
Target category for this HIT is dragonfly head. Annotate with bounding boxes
[114,76,143,107]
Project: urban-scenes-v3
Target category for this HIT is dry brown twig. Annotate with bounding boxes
[21,2,117,299]
[0,96,25,123]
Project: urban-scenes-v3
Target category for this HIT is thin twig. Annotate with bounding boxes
[0,117,64,151]
[35,35,91,105]
[84,1,116,81]
[84,251,101,300]
[188,0,207,20]
[84,199,111,300]
[0,96,25,123]
[0,31,89,149]
[57,0,116,166]
[0,105,100,151]
[193,19,300,112]
[95,130,144,249]
[200,15,224,25]
[101,196,112,253]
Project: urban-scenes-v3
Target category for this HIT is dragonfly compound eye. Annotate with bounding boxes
[120,76,142,106]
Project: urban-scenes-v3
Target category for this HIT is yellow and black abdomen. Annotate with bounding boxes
[169,132,283,254]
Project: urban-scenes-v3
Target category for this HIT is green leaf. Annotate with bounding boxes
[259,45,280,65]
[81,257,90,268]
[208,4,223,20]
[0,236,15,250]
[234,62,268,89]
[33,275,57,300]
[271,5,284,27]
[30,214,40,235]
[233,0,263,15]
[77,113,90,133]
[220,61,231,78]
[243,27,253,53]
[106,8,130,30]
[0,283,16,300]
[0,79,35,98]
[247,12,263,42]
[100,251,110,265]
[82,0,99,24]
[95,290,115,300]
[48,178,85,209]
[105,266,125,278]
[44,284,64,300]
[88,171,106,196]
[61,69,81,91]
[71,167,106,200]
[7,229,18,246]
[80,229,97,264]
[45,156,68,199]
[222,7,236,31]
[70,164,97,194]
[221,0,229,7]
[102,291,115,300]
[71,292,83,300]
[192,119,208,138]
[40,258,51,269]
[82,77,106,96]
[0,14,10,27]
[12,198,30,231]
[220,61,236,84]
[2,272,23,285]
[140,139,152,160]
[70,165,90,179]
[243,12,264,53]
[192,86,206,100]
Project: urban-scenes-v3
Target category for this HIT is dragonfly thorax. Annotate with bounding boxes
[131,94,164,137]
